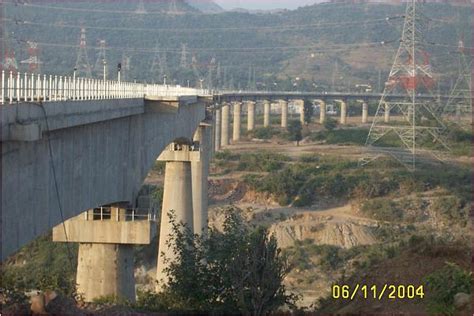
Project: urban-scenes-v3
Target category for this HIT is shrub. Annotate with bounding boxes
[431,196,467,226]
[425,262,471,315]
[250,127,278,140]
[323,117,337,130]
[361,198,403,222]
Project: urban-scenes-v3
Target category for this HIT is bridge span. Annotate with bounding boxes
[1,71,461,301]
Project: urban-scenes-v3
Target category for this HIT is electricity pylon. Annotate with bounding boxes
[207,57,216,89]
[135,0,147,14]
[168,0,180,14]
[361,0,450,171]
[94,40,108,79]
[74,28,92,77]
[180,43,188,68]
[444,39,472,125]
[20,41,42,73]
[150,45,168,83]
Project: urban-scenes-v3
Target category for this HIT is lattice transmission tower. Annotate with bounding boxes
[444,39,472,124]
[168,0,181,15]
[135,0,147,14]
[150,44,168,83]
[361,0,450,171]
[20,41,42,73]
[94,40,108,79]
[180,43,188,68]
[75,28,92,77]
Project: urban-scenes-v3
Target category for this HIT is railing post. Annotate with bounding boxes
[43,75,47,102]
[48,75,52,102]
[59,76,63,100]
[15,72,20,103]
[36,74,40,102]
[0,70,4,105]
[8,71,13,104]
[79,78,83,100]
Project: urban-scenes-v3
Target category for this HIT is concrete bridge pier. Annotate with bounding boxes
[298,100,305,125]
[192,124,211,236]
[337,100,347,125]
[384,102,390,123]
[221,103,230,147]
[280,100,288,128]
[317,99,326,124]
[156,143,199,291]
[362,102,369,124]
[247,101,256,131]
[263,100,271,127]
[232,102,241,142]
[214,108,221,151]
[53,206,155,302]
[76,243,134,302]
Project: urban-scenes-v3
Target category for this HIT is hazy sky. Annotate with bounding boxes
[214,0,320,10]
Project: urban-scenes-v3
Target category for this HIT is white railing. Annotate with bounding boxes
[85,206,158,222]
[0,70,210,105]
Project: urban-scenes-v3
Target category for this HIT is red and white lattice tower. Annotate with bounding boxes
[361,0,450,171]
[20,41,42,73]
[74,28,92,77]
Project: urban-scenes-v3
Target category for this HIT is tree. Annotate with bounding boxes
[303,99,314,125]
[158,210,297,315]
[287,120,303,146]
[323,117,337,131]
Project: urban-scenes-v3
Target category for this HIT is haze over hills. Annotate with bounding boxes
[4,1,471,91]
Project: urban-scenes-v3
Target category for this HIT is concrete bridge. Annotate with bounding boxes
[0,70,460,302]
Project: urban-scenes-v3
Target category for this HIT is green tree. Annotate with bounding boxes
[323,117,337,131]
[287,120,303,146]
[303,100,314,125]
[157,210,297,315]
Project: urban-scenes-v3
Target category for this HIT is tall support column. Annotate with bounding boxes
[214,108,221,151]
[319,100,327,124]
[280,100,288,128]
[192,124,211,236]
[221,103,230,147]
[299,100,306,125]
[263,100,271,127]
[76,243,134,302]
[157,159,194,290]
[362,102,369,124]
[340,100,347,125]
[247,101,256,131]
[232,102,241,142]
[384,102,390,123]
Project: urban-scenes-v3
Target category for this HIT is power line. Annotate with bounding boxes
[3,1,200,16]
[10,39,388,54]
[3,17,393,33]
[4,0,404,16]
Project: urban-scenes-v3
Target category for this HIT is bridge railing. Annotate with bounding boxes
[0,70,210,105]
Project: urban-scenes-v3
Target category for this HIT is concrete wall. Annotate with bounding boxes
[1,98,205,260]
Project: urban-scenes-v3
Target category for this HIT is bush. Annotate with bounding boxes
[425,263,471,315]
[250,127,278,140]
[431,196,467,226]
[214,150,238,161]
[361,198,403,222]
[323,117,337,130]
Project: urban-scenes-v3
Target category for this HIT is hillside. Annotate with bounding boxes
[4,1,471,91]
